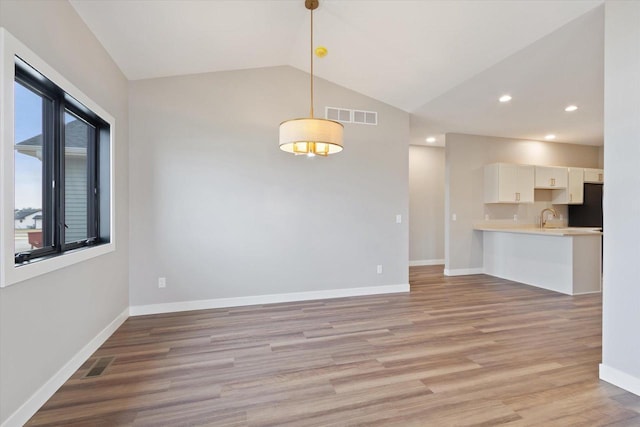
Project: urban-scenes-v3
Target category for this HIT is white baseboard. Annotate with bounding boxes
[443,267,485,276]
[571,290,603,296]
[1,308,129,427]
[130,284,410,316]
[599,364,640,397]
[409,259,444,267]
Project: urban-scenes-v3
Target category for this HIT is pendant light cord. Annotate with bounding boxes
[310,6,314,118]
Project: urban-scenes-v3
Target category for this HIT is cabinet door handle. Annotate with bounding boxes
[599,173,603,182]
[516,192,520,201]
[570,193,573,202]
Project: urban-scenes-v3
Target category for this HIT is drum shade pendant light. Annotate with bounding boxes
[279,0,344,157]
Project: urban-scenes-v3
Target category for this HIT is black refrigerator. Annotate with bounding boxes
[569,183,603,228]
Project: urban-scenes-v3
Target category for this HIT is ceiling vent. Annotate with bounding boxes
[326,107,377,125]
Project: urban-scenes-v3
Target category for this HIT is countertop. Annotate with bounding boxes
[474,225,602,236]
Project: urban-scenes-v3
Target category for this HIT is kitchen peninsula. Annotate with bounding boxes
[475,225,602,295]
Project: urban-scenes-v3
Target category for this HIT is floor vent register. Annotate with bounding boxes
[84,356,115,378]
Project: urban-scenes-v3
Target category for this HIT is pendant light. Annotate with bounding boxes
[279,0,344,157]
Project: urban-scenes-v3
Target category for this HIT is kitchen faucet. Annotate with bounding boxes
[539,208,557,228]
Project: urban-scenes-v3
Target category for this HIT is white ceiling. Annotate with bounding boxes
[411,5,604,147]
[69,0,605,146]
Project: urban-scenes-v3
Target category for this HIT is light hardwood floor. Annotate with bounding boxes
[27,266,640,426]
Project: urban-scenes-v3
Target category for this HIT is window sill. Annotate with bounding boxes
[1,242,115,287]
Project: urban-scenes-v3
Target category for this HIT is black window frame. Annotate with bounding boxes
[14,57,110,265]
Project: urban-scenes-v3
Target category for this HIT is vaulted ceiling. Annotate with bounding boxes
[69,0,604,146]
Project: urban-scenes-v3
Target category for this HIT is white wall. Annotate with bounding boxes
[129,66,409,309]
[444,133,601,274]
[600,0,640,395]
[409,146,444,265]
[0,1,129,424]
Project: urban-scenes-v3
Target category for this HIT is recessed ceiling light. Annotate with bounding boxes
[544,134,556,140]
[426,137,436,143]
[565,105,578,112]
[499,94,512,103]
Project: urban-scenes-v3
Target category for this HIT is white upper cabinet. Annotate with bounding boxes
[535,166,568,189]
[552,167,584,205]
[484,163,534,203]
[584,168,604,183]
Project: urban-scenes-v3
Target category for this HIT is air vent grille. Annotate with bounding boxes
[326,107,351,123]
[326,107,377,125]
[353,110,377,125]
[84,356,115,378]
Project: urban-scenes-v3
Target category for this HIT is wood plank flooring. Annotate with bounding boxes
[27,266,640,426]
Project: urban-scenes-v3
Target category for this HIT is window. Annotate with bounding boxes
[1,29,115,287]
[13,57,110,265]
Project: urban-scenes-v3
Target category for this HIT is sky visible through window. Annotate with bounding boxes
[15,81,43,210]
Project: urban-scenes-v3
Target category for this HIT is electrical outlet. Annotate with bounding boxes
[513,214,518,221]
[377,265,383,274]
[158,277,166,288]
[452,213,457,221]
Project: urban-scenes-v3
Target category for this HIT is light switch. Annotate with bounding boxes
[452,213,457,221]
[396,214,402,224]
